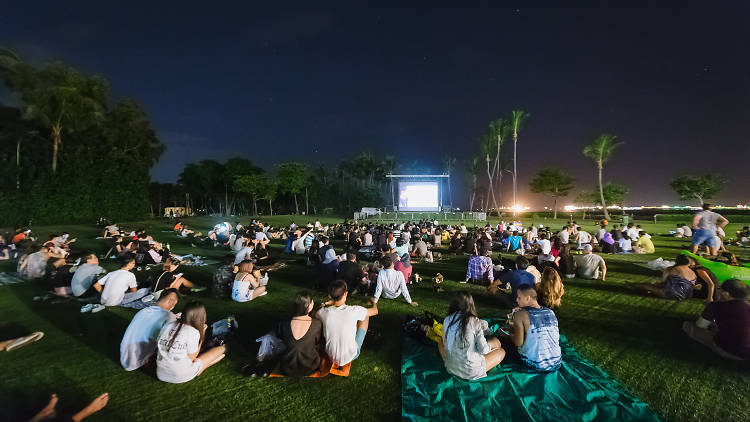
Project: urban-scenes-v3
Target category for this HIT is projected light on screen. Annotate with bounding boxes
[398,181,439,211]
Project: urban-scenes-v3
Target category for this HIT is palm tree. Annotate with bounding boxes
[0,46,21,71]
[466,156,481,211]
[583,134,621,220]
[441,155,456,208]
[510,109,530,214]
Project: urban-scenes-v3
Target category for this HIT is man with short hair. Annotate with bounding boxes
[93,256,149,307]
[338,252,367,293]
[494,256,535,299]
[316,280,379,366]
[558,226,572,245]
[412,238,433,262]
[575,245,607,280]
[120,288,179,370]
[508,285,562,372]
[374,255,418,306]
[691,203,729,256]
[71,253,105,297]
[682,279,749,360]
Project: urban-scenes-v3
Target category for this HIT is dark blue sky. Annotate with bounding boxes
[3,1,749,207]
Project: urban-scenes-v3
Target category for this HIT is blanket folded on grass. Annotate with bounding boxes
[402,324,659,422]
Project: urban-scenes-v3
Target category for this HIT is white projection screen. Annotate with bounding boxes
[398,181,439,211]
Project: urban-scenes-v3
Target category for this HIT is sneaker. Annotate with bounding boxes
[80,304,94,313]
[5,332,44,352]
[141,294,156,302]
[91,304,106,313]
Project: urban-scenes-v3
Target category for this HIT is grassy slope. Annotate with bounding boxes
[0,216,749,422]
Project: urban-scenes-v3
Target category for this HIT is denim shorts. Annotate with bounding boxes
[692,229,719,248]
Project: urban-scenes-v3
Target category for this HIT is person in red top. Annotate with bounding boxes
[12,229,29,244]
[682,278,750,360]
[174,221,183,231]
[394,253,413,284]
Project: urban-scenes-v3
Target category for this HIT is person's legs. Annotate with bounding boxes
[351,316,371,361]
[251,285,266,299]
[682,321,744,360]
[71,393,109,422]
[28,394,58,422]
[169,276,195,289]
[484,336,506,372]
[120,288,149,305]
[197,345,227,375]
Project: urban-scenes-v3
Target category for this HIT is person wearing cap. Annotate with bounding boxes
[536,237,558,268]
[574,245,607,281]
[682,279,750,360]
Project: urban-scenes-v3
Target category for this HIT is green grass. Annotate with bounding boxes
[1,216,749,421]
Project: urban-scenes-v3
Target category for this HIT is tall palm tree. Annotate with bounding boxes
[466,156,481,211]
[441,155,456,209]
[0,46,21,72]
[583,134,621,220]
[510,109,530,214]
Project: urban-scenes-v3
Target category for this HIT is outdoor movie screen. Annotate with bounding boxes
[398,181,439,211]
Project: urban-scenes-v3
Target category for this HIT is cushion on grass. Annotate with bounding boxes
[402,322,660,422]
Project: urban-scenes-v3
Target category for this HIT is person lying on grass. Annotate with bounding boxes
[438,291,505,380]
[231,260,268,302]
[374,255,418,307]
[121,288,179,371]
[92,255,149,309]
[29,392,109,422]
[274,291,323,376]
[682,278,749,361]
[156,301,226,383]
[315,280,378,367]
[506,285,562,372]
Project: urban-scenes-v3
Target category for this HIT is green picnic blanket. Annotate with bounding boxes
[402,324,659,422]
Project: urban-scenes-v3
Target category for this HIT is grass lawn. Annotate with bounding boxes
[1,216,749,422]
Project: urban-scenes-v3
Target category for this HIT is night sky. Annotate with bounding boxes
[3,2,749,208]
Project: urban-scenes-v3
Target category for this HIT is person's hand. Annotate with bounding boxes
[203,323,208,333]
[411,301,419,307]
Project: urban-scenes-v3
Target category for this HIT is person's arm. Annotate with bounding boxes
[93,274,107,293]
[511,310,528,347]
[365,299,379,317]
[400,273,417,306]
[599,259,607,281]
[718,216,729,228]
[692,214,701,229]
[373,275,383,303]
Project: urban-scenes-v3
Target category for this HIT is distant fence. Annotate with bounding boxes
[653,214,750,223]
[353,211,487,222]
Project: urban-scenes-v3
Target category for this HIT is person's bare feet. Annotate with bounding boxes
[72,393,109,422]
[29,393,58,421]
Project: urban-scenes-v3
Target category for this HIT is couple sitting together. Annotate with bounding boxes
[270,280,378,376]
[439,289,562,380]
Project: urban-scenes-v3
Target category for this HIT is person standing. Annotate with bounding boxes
[691,204,729,257]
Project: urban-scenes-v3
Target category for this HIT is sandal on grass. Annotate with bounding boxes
[6,332,44,352]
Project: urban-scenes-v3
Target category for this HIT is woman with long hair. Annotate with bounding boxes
[439,291,505,380]
[151,257,197,294]
[232,260,267,302]
[538,267,565,309]
[274,291,322,376]
[156,301,226,383]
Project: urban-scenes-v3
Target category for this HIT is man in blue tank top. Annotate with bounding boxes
[509,285,562,372]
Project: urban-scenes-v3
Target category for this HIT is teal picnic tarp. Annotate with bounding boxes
[402,324,659,422]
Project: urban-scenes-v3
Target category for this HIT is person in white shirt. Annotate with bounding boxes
[315,280,379,366]
[439,291,504,380]
[121,288,179,371]
[575,230,592,250]
[255,230,270,246]
[71,253,105,297]
[575,245,607,280]
[156,301,226,383]
[374,255,418,306]
[93,256,148,307]
[558,226,572,245]
[626,224,640,242]
[364,231,373,246]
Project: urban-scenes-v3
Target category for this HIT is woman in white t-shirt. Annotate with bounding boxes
[156,301,226,383]
[232,261,267,302]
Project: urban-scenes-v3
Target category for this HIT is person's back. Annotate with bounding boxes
[318,304,367,366]
[276,317,322,376]
[338,256,364,291]
[508,235,522,252]
[121,291,178,371]
[576,252,604,279]
[696,210,721,232]
[71,261,104,297]
[519,306,561,371]
[374,257,415,305]
[637,235,655,254]
[442,313,492,380]
[98,269,137,306]
[156,320,201,383]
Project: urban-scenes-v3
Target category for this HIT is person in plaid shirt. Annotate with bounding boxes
[463,247,494,285]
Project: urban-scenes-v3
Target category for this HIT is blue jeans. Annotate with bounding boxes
[351,328,367,361]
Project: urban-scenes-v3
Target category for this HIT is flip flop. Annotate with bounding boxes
[80,304,94,313]
[6,332,44,352]
[91,304,106,313]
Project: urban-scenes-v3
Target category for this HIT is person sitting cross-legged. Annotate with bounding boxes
[315,280,378,367]
[463,247,494,285]
[506,285,562,372]
[682,278,749,361]
[492,256,535,301]
[374,255,418,306]
[120,288,179,371]
[91,255,149,310]
[438,291,505,380]
[231,261,267,302]
[156,301,226,383]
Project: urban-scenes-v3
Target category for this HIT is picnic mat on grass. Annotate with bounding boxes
[402,327,659,422]
[0,273,24,287]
